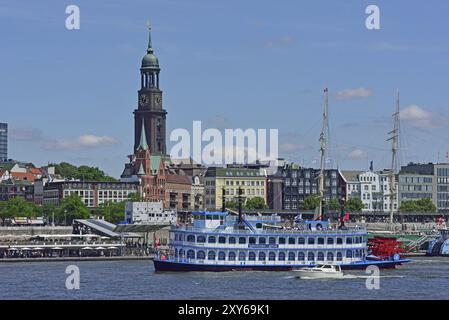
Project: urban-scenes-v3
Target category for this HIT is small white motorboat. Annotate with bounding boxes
[294,264,344,279]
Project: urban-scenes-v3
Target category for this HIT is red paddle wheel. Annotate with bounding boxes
[368,237,405,260]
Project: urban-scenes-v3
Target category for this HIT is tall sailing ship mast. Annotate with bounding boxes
[318,88,329,221]
[387,90,400,226]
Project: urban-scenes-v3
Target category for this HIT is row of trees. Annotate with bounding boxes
[49,162,117,182]
[399,198,436,213]
[0,193,142,226]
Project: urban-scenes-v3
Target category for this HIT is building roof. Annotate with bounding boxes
[340,170,363,182]
[205,167,266,178]
[137,118,149,151]
[141,26,159,68]
[166,174,192,185]
[11,172,36,182]
[150,155,163,175]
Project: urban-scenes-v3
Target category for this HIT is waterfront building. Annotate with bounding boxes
[125,201,176,225]
[398,163,435,209]
[0,123,7,161]
[271,163,345,210]
[42,181,140,207]
[434,163,449,212]
[340,170,362,201]
[0,179,34,202]
[204,166,267,210]
[165,174,192,210]
[359,170,398,213]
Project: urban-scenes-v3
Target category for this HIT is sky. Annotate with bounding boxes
[1,0,449,177]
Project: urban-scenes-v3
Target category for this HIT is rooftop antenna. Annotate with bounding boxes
[386,90,400,227]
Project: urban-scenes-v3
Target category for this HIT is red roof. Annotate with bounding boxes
[11,172,36,182]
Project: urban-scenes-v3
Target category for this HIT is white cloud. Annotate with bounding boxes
[336,88,373,100]
[42,135,118,150]
[401,105,438,129]
[348,149,367,160]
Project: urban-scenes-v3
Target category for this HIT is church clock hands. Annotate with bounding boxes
[140,94,149,106]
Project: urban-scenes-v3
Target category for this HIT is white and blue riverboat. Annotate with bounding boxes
[153,211,410,272]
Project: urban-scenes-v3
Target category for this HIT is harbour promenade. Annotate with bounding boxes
[0,255,154,263]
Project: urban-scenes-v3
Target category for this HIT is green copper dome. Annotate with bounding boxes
[141,52,159,68]
[141,25,159,68]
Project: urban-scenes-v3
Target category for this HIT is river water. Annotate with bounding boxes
[0,256,447,300]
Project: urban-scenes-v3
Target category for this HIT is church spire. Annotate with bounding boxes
[147,22,153,54]
[138,118,149,151]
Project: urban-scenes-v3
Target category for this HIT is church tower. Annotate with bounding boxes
[134,25,167,155]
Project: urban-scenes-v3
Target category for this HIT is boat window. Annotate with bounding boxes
[197,250,206,259]
[256,223,262,228]
[308,238,315,245]
[197,236,206,243]
[249,237,256,244]
[187,235,195,242]
[175,248,178,258]
[228,252,236,261]
[346,250,353,258]
[288,252,295,261]
[259,237,266,244]
[239,237,246,244]
[238,252,246,261]
[346,237,353,244]
[218,251,226,260]
[337,238,343,245]
[258,252,266,261]
[327,252,334,261]
[218,236,226,244]
[322,265,331,269]
[337,252,343,261]
[249,252,256,261]
[213,215,219,220]
[229,237,236,244]
[317,252,324,261]
[278,252,286,261]
[288,237,295,245]
[208,236,216,243]
[307,252,315,261]
[318,238,324,245]
[298,237,305,245]
[269,252,276,261]
[269,237,276,245]
[298,252,305,261]
[327,238,334,245]
[279,237,286,244]
[179,249,184,258]
[207,251,216,260]
[187,250,195,259]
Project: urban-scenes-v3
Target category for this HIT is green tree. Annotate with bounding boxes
[244,197,268,210]
[300,195,321,210]
[56,194,90,225]
[0,197,41,224]
[50,162,117,182]
[224,201,239,211]
[400,198,436,213]
[345,198,364,212]
[100,201,126,224]
[326,198,341,211]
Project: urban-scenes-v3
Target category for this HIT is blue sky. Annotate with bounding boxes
[1,0,449,177]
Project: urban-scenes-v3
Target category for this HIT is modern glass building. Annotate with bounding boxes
[0,123,7,161]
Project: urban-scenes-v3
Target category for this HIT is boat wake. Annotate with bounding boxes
[298,274,405,280]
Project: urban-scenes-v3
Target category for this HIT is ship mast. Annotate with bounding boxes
[387,90,400,227]
[318,88,329,221]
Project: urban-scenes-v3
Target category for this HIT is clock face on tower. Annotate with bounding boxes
[139,94,149,106]
[154,95,162,107]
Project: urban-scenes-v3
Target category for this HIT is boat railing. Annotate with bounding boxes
[171,226,366,235]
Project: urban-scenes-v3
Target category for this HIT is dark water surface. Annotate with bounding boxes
[0,257,447,300]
